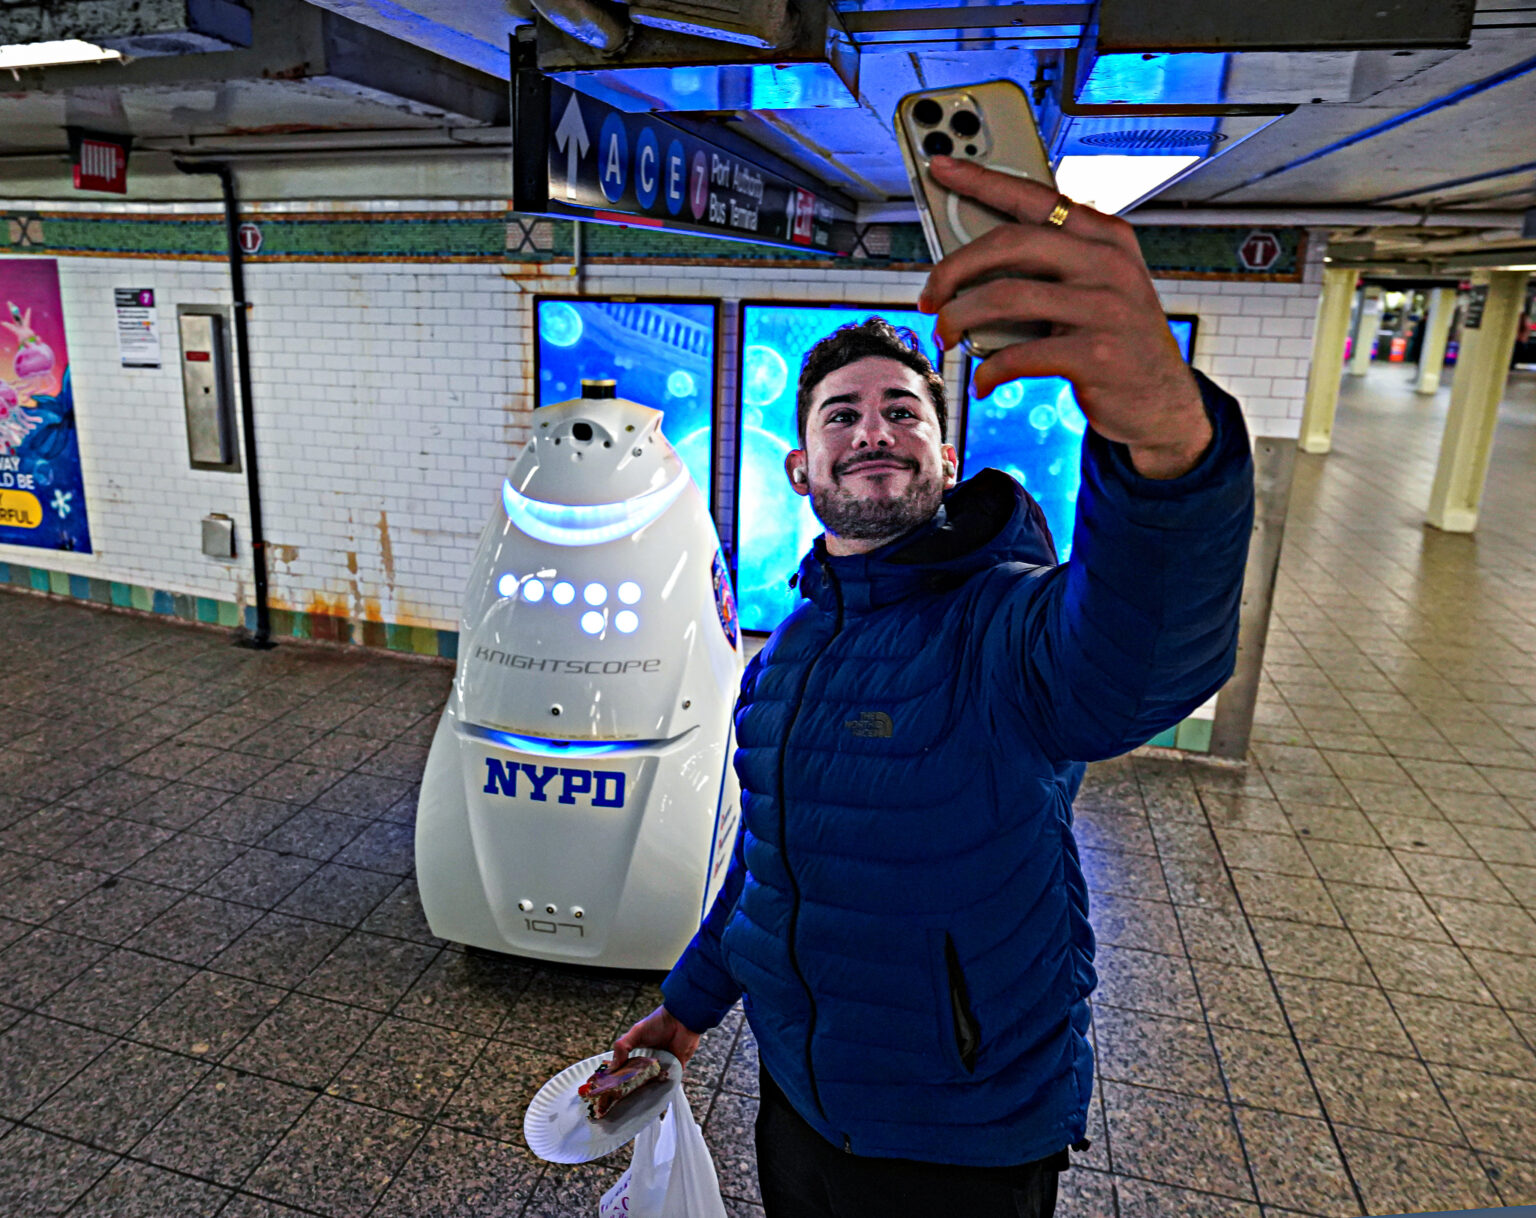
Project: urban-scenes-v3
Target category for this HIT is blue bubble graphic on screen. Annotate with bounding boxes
[741,345,789,409]
[735,305,942,635]
[535,298,716,504]
[991,380,1024,410]
[540,301,584,348]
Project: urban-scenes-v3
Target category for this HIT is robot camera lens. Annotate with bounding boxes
[949,109,981,137]
[912,98,943,127]
[922,131,953,158]
[572,422,593,442]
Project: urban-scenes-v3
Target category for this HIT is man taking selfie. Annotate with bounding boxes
[614,155,1256,1217]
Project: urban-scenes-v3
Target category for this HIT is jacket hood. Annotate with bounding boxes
[795,468,1059,615]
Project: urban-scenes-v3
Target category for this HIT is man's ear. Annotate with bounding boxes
[941,443,959,488]
[785,450,810,497]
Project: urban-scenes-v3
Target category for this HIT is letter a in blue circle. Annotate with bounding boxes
[599,112,628,204]
[664,138,686,215]
[634,127,660,210]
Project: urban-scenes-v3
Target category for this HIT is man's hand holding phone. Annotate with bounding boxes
[917,155,1213,481]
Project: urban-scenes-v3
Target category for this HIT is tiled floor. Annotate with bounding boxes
[2,364,1535,1217]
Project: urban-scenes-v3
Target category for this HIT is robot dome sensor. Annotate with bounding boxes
[416,379,743,970]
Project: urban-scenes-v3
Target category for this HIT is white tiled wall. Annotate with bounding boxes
[0,221,1323,632]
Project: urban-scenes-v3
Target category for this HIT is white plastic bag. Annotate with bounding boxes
[599,1086,728,1218]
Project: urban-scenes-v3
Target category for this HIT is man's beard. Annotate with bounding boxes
[809,456,945,543]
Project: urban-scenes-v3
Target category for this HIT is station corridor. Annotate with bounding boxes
[1,366,1535,1218]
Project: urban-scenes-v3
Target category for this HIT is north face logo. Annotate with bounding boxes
[845,711,893,738]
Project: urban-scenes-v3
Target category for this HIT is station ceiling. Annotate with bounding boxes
[1,0,1534,273]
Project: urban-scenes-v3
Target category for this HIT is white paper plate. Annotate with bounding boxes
[524,1049,682,1164]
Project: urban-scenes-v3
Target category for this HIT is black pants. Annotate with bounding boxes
[754,1070,1063,1218]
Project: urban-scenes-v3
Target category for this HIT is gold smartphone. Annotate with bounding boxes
[894,80,1057,358]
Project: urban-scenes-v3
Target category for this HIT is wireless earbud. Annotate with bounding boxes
[793,469,808,485]
[943,462,956,478]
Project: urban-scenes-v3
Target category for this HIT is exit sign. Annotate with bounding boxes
[71,131,130,194]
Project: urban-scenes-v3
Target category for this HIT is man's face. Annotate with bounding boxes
[786,355,957,552]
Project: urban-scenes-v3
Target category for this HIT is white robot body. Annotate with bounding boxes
[416,384,743,970]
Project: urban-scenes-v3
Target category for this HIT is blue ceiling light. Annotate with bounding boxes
[502,469,688,547]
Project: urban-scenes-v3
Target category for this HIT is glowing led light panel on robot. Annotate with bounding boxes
[523,579,546,602]
[502,470,688,547]
[615,610,639,634]
[584,583,608,606]
[581,611,605,635]
[735,304,942,634]
[535,298,718,507]
[477,726,627,757]
[961,316,1196,562]
[497,573,518,598]
[552,581,576,605]
[618,581,641,604]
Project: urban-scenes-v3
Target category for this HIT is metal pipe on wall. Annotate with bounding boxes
[175,159,274,649]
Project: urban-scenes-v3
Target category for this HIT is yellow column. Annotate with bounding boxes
[1415,286,1457,395]
[1425,270,1531,533]
[1298,265,1358,454]
[1347,286,1382,376]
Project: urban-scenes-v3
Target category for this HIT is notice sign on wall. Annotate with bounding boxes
[0,259,92,553]
[114,287,161,367]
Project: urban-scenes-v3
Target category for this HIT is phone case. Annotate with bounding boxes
[894,80,1057,359]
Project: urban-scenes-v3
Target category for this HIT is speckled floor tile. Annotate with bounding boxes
[1392,852,1516,904]
[1077,845,1170,903]
[1190,962,1288,1035]
[1230,871,1343,927]
[1360,813,1474,857]
[1353,933,1495,1004]
[44,874,185,946]
[0,1013,113,1119]
[31,1039,208,1152]
[1427,1064,1536,1159]
[1462,948,1536,1012]
[120,833,247,890]
[1247,919,1372,985]
[130,969,285,1062]
[1325,882,1450,944]
[1302,1042,1464,1145]
[1235,1108,1357,1217]
[1300,840,1414,891]
[398,950,534,1036]
[332,818,416,875]
[500,972,638,1060]
[438,1038,567,1144]
[1101,1082,1254,1200]
[0,1124,117,1215]
[0,805,108,859]
[1089,890,1184,955]
[246,1095,424,1216]
[721,1021,760,1097]
[55,817,177,872]
[135,1066,314,1186]
[1209,1025,1320,1117]
[126,893,263,966]
[360,877,445,946]
[1055,1166,1116,1218]
[258,807,370,862]
[1113,1175,1262,1218]
[1215,829,1318,878]
[1093,1005,1225,1100]
[1094,946,1203,1021]
[1150,819,1223,863]
[298,930,438,1011]
[39,947,196,1034]
[704,1087,761,1204]
[523,1158,628,1218]
[1481,1154,1536,1205]
[191,794,301,845]
[331,1016,483,1119]
[1491,863,1536,909]
[1201,795,1291,835]
[197,847,320,908]
[1272,974,1415,1056]
[0,925,110,1006]
[1335,1124,1502,1216]
[372,1124,541,1217]
[312,772,413,818]
[1284,803,1381,847]
[68,1158,231,1217]
[1176,907,1264,968]
[0,858,105,923]
[210,910,350,988]
[1162,855,1243,911]
[276,862,397,927]
[225,992,380,1090]
[243,761,348,807]
[1391,992,1536,1078]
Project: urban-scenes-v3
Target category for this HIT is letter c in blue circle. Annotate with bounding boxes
[599,112,628,204]
[634,128,660,210]
[664,138,686,216]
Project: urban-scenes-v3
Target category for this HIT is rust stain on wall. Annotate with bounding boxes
[378,511,396,590]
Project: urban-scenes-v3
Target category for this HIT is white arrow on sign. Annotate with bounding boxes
[554,94,590,201]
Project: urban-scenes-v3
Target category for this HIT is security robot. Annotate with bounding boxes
[415,379,743,970]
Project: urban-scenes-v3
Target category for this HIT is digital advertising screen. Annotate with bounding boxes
[960,313,1199,563]
[734,301,942,634]
[535,297,718,507]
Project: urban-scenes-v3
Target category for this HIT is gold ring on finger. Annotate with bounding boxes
[1045,198,1071,228]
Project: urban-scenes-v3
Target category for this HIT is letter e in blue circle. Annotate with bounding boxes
[634,128,660,210]
[664,138,686,215]
[599,112,628,204]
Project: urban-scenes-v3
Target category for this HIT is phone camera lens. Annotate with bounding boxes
[912,99,944,127]
[950,110,981,137]
[922,131,953,158]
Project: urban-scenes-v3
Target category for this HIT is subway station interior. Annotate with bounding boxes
[2,1,1536,1215]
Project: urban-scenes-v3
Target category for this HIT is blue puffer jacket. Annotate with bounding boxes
[662,371,1254,1167]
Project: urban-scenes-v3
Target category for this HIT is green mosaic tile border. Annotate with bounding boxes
[2,207,1303,280]
[0,559,457,661]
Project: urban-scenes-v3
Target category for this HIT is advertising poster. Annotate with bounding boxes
[734,303,940,633]
[0,259,92,553]
[114,287,162,367]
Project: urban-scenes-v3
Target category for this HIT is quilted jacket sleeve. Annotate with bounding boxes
[996,370,1255,763]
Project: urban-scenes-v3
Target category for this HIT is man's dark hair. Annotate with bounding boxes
[796,317,946,444]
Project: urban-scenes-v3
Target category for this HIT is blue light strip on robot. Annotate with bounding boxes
[473,726,635,757]
[502,470,687,546]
